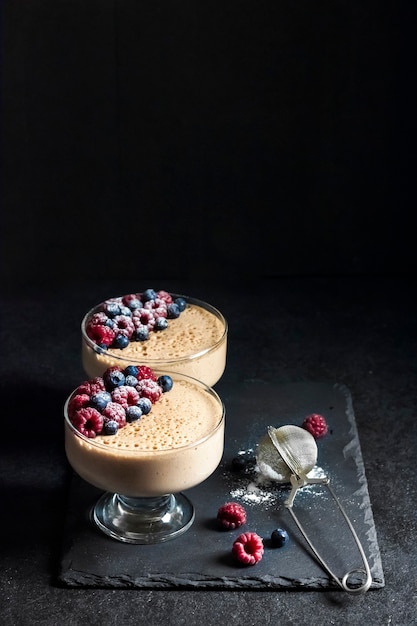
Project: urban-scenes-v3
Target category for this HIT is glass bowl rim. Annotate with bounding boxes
[64,370,225,455]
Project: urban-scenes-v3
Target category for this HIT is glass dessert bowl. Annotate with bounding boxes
[64,368,225,544]
[81,289,227,387]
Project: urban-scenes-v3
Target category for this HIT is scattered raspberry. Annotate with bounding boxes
[76,377,106,396]
[102,402,126,428]
[217,502,247,530]
[67,393,90,419]
[232,532,264,565]
[111,385,140,408]
[70,407,104,438]
[136,366,157,381]
[302,413,328,439]
[136,378,162,403]
[86,322,116,347]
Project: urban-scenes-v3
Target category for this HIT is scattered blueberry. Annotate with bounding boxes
[137,397,152,415]
[102,419,119,435]
[126,405,143,422]
[154,317,168,331]
[271,528,289,548]
[157,375,173,393]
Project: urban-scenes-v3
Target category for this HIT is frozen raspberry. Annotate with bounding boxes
[156,290,173,304]
[89,311,110,325]
[136,366,157,381]
[102,402,126,428]
[70,407,104,438]
[86,323,116,347]
[217,502,247,530]
[67,393,90,419]
[112,315,135,338]
[136,378,162,403]
[122,294,143,310]
[232,532,264,566]
[132,308,156,330]
[111,385,140,408]
[302,413,328,439]
[76,377,106,396]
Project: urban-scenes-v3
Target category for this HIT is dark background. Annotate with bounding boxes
[2,0,416,287]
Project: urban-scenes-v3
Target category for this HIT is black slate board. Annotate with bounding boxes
[58,381,385,590]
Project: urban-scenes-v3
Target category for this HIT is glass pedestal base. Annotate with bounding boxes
[92,492,195,544]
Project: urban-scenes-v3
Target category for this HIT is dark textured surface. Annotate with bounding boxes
[59,381,384,590]
[1,277,416,624]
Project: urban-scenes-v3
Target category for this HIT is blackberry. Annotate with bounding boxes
[126,405,143,422]
[157,375,173,393]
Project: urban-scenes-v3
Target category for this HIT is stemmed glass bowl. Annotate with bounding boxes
[64,371,225,544]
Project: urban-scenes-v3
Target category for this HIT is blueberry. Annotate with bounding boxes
[119,305,132,317]
[89,391,112,411]
[154,317,168,331]
[137,397,152,415]
[125,374,139,387]
[133,326,149,342]
[104,302,121,318]
[112,334,129,349]
[102,420,119,435]
[126,405,143,422]
[166,303,180,319]
[104,318,116,329]
[104,369,125,389]
[142,288,157,302]
[271,528,289,548]
[157,375,173,393]
[127,298,142,311]
[175,297,187,312]
[124,365,139,377]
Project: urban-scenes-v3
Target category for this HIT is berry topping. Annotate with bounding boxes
[124,365,139,377]
[137,397,152,415]
[70,407,104,438]
[76,377,106,396]
[89,391,112,411]
[67,393,90,418]
[102,402,126,428]
[217,502,247,530]
[157,374,173,393]
[126,405,142,422]
[102,419,119,435]
[136,378,163,403]
[302,413,328,439]
[111,385,140,409]
[136,366,157,381]
[270,528,289,548]
[103,367,126,390]
[232,532,264,565]
[84,289,186,348]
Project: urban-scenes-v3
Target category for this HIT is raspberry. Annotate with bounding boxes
[89,312,110,325]
[302,413,328,439]
[232,532,264,565]
[86,323,115,347]
[76,377,106,396]
[102,402,126,428]
[136,378,162,403]
[156,290,173,304]
[67,393,90,419]
[217,502,247,530]
[112,315,135,338]
[111,385,140,408]
[132,308,156,330]
[71,407,104,438]
[136,366,157,381]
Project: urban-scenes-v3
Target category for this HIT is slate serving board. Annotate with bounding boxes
[58,381,385,590]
